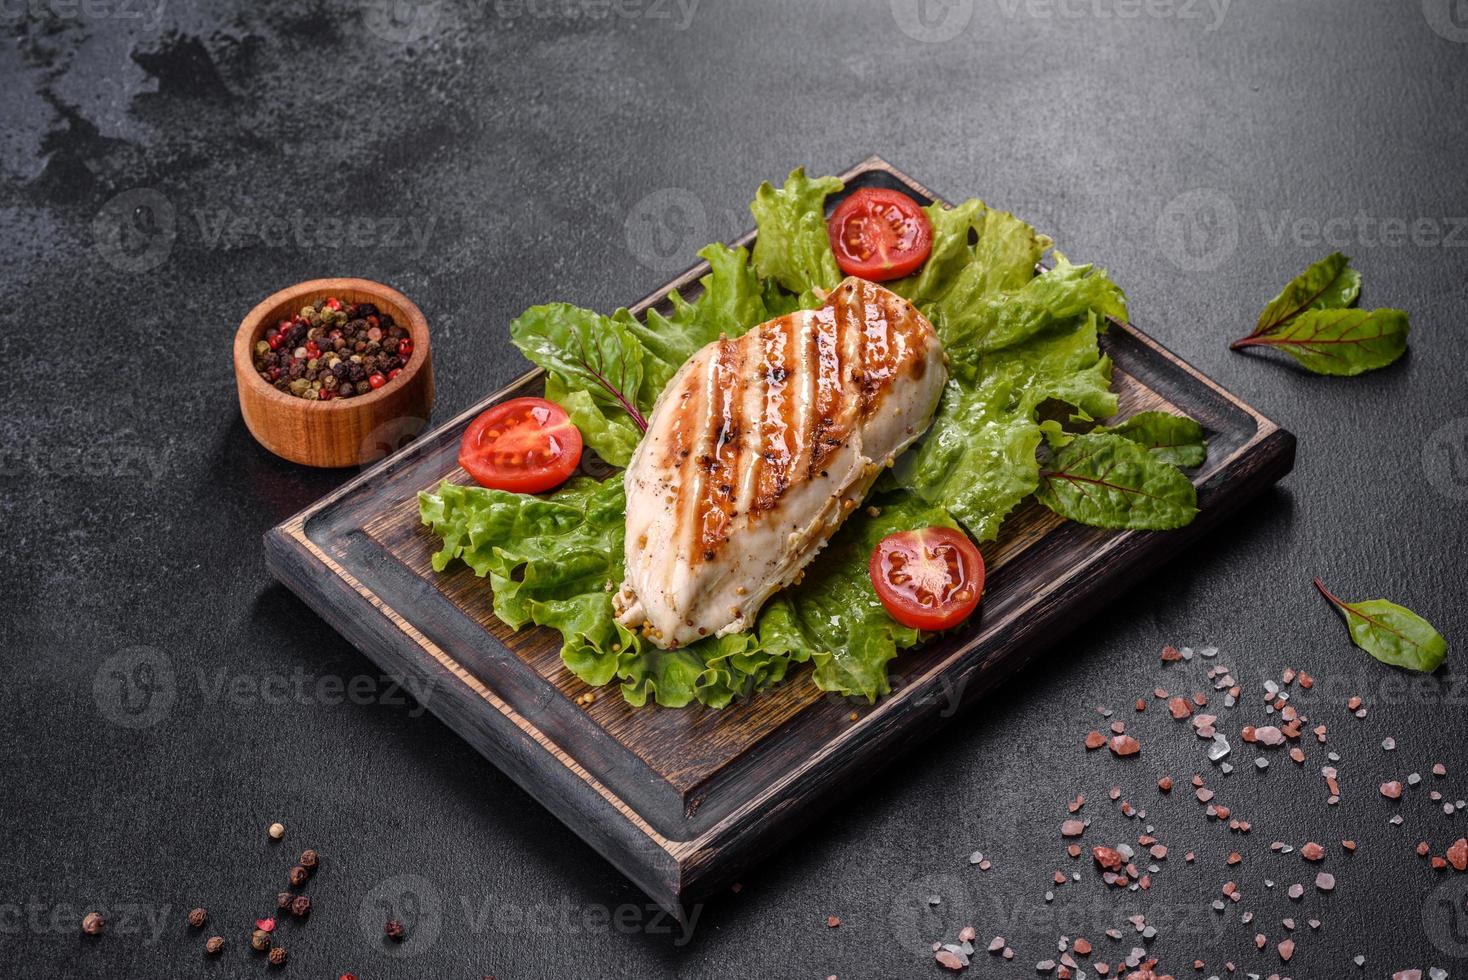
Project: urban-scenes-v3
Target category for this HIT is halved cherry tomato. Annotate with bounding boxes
[827,187,933,282]
[459,397,583,494]
[869,526,984,631]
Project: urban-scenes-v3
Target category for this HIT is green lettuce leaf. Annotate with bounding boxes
[622,241,779,398]
[1034,433,1199,530]
[750,167,844,300]
[887,204,1127,541]
[419,476,629,685]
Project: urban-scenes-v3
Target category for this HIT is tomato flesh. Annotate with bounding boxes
[869,526,984,631]
[459,397,583,494]
[827,188,934,282]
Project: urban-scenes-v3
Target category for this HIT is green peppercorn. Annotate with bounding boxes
[255,340,270,356]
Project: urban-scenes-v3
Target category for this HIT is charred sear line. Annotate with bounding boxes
[694,339,746,564]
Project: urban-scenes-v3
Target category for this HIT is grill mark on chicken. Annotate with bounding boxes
[694,339,746,561]
[662,362,708,594]
[752,318,795,517]
[807,305,846,477]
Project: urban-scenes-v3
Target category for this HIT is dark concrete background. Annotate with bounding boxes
[3,0,1468,976]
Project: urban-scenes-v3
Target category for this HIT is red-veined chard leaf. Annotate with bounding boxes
[1099,411,1207,468]
[1035,433,1198,530]
[1231,308,1410,376]
[1249,251,1361,338]
[509,303,648,466]
[1314,578,1447,673]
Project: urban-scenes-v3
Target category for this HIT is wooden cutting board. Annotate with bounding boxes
[264,156,1295,918]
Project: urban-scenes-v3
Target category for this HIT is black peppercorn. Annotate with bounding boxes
[290,895,310,918]
[188,907,208,928]
[276,891,293,910]
[299,849,319,870]
[205,935,225,955]
[268,946,287,966]
[288,865,309,887]
[384,919,405,941]
[81,912,104,936]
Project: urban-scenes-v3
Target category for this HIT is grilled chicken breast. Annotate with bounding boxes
[614,277,947,650]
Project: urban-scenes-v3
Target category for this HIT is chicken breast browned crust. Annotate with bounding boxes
[613,276,947,650]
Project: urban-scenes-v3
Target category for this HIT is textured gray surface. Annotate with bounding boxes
[3,0,1468,976]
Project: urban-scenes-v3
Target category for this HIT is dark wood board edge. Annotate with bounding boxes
[261,523,686,916]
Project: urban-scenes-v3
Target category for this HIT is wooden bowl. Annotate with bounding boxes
[234,278,435,468]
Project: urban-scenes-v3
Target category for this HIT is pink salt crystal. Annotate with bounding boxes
[1380,781,1403,799]
[1316,872,1336,891]
[1255,726,1286,747]
[1109,735,1140,757]
[934,949,965,971]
